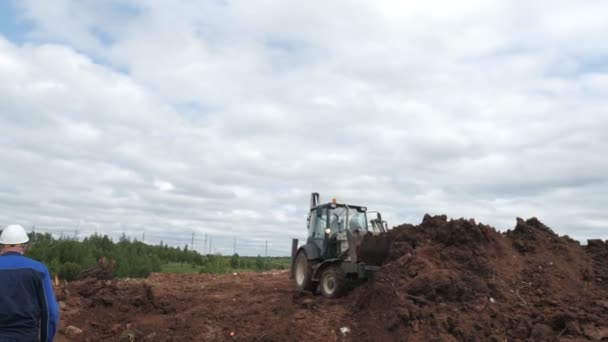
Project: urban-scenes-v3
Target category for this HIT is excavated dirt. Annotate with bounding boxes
[351,215,608,342]
[54,215,608,341]
[54,272,353,341]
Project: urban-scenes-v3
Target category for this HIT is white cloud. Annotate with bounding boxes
[154,180,175,192]
[1,1,607,255]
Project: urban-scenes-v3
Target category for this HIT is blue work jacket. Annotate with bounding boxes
[0,252,59,342]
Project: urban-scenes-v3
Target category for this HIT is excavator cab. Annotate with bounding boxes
[290,192,390,298]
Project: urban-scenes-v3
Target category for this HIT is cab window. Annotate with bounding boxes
[308,208,327,237]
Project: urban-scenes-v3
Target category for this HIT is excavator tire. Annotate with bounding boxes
[294,251,313,292]
[319,264,348,298]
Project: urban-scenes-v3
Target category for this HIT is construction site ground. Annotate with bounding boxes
[55,271,354,341]
[54,216,608,341]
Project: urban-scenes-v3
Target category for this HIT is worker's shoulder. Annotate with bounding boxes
[0,255,50,274]
[21,256,50,273]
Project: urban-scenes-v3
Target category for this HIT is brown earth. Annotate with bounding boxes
[351,215,608,342]
[54,215,608,341]
[54,271,354,341]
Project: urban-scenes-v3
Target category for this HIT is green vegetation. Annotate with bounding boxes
[58,262,82,281]
[161,255,291,275]
[19,232,289,279]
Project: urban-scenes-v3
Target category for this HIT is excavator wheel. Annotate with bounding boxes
[319,264,348,298]
[294,251,313,292]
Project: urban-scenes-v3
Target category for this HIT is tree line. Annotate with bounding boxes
[14,232,289,280]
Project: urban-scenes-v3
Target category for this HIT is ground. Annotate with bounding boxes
[54,271,357,341]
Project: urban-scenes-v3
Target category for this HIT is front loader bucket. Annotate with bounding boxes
[357,233,390,266]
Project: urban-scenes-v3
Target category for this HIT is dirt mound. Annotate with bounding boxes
[77,256,115,280]
[585,239,608,288]
[55,276,176,341]
[351,215,608,342]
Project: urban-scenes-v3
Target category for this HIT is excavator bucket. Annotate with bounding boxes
[356,232,391,266]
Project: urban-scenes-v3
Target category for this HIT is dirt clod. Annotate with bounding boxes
[63,326,83,338]
[582,324,608,341]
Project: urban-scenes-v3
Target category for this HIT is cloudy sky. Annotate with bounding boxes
[1,1,607,255]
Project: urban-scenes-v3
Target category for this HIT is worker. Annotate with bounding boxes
[329,216,340,232]
[0,224,59,342]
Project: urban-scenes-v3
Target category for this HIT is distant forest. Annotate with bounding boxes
[16,232,289,280]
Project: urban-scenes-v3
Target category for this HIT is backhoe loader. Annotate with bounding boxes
[289,192,390,298]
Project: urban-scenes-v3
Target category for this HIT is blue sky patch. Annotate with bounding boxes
[0,0,34,44]
[89,26,115,47]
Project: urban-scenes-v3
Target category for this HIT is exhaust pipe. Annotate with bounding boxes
[310,192,319,209]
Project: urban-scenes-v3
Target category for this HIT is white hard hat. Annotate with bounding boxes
[0,224,30,245]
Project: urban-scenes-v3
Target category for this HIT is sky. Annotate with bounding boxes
[1,1,607,256]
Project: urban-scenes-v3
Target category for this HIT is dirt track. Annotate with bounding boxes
[54,215,608,341]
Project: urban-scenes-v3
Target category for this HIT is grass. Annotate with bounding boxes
[161,262,201,274]
[160,257,292,275]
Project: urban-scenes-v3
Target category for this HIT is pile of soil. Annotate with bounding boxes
[55,276,177,340]
[351,215,608,341]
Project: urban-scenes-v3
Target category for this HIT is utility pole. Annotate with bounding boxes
[264,240,268,268]
[142,232,145,243]
[203,234,208,255]
[236,237,241,268]
[191,232,195,251]
[74,223,80,241]
[209,237,213,254]
[233,236,236,255]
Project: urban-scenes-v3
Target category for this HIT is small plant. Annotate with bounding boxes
[59,262,82,281]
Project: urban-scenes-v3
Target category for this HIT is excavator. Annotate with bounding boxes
[289,192,390,298]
